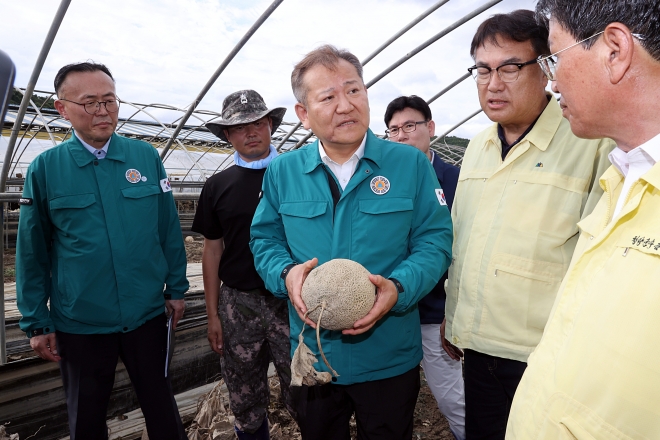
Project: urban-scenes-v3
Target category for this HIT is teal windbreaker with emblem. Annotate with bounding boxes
[17,133,189,336]
[250,129,453,385]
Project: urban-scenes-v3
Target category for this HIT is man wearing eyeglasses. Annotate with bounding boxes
[507,1,660,438]
[16,62,189,440]
[443,10,614,439]
[384,95,465,440]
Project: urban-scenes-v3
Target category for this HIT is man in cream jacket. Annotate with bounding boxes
[443,10,614,439]
[507,1,660,438]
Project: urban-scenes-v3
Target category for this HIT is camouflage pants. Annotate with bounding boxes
[218,284,297,433]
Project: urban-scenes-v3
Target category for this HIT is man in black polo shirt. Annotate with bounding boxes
[192,90,295,440]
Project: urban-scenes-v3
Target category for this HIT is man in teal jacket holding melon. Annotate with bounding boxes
[250,45,452,440]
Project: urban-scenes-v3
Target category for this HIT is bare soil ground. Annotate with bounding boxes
[3,250,15,283]
[185,237,204,264]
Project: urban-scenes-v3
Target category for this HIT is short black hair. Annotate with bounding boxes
[54,62,114,95]
[470,9,550,58]
[536,0,660,62]
[384,95,432,128]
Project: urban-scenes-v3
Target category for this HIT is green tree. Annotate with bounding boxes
[10,90,56,109]
[431,135,469,148]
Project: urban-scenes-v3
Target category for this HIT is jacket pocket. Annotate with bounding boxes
[49,193,96,210]
[278,201,329,256]
[358,197,413,214]
[121,185,161,199]
[481,253,563,348]
[510,171,587,194]
[120,185,160,237]
[540,393,632,440]
[279,201,328,218]
[49,194,97,306]
[48,193,98,239]
[354,198,414,259]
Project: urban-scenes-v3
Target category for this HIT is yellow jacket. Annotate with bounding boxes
[507,161,660,439]
[445,97,614,362]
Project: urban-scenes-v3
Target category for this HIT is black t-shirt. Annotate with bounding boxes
[191,166,266,291]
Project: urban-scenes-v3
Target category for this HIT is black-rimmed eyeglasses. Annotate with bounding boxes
[59,98,120,115]
[468,59,538,84]
[385,120,427,137]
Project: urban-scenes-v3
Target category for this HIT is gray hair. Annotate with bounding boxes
[291,45,363,105]
[536,0,660,61]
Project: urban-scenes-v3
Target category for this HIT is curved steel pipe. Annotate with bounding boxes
[362,0,450,66]
[276,121,302,151]
[160,0,284,159]
[6,95,59,179]
[426,72,471,105]
[120,101,208,180]
[1,0,71,193]
[293,132,315,150]
[430,108,482,148]
[366,0,503,88]
[278,2,499,150]
[284,75,471,153]
[276,1,450,151]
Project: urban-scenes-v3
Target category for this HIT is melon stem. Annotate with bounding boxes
[300,302,339,378]
[316,301,339,377]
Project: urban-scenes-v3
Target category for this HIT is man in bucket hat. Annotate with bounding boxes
[192,90,295,439]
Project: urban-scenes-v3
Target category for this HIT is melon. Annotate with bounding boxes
[301,259,375,331]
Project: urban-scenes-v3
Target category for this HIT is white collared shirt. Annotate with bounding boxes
[75,132,110,160]
[319,135,366,190]
[609,132,660,219]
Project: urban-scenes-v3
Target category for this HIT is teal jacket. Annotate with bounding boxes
[17,133,189,336]
[250,130,452,385]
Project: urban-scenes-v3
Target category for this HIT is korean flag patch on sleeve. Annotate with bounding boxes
[160,178,172,193]
[435,188,447,206]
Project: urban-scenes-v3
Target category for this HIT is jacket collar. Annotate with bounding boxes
[484,93,561,154]
[524,94,561,152]
[642,165,660,190]
[598,164,624,192]
[67,132,126,167]
[598,159,660,193]
[303,129,382,173]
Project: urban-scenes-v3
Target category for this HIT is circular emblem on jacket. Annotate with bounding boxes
[125,169,142,183]
[370,176,390,195]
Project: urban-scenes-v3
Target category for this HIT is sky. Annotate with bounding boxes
[1,0,539,140]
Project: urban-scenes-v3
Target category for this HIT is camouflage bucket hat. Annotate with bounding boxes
[206,89,286,142]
